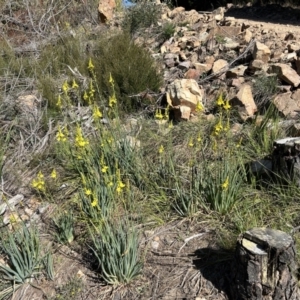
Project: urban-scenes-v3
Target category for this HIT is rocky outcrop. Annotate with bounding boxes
[98,0,116,23]
[133,3,300,122]
[166,79,204,120]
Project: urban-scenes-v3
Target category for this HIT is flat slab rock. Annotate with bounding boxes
[242,227,293,254]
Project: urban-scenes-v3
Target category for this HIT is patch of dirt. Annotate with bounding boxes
[226,4,300,35]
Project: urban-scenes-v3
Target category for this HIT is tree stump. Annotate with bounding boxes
[272,137,300,185]
[231,228,299,300]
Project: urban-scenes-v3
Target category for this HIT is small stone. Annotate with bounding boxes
[151,241,160,250]
[212,59,228,73]
[253,41,271,63]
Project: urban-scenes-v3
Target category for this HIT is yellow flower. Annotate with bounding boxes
[75,126,89,148]
[116,181,125,194]
[56,94,62,109]
[50,169,57,179]
[168,121,173,129]
[62,81,69,95]
[214,120,223,135]
[56,126,66,142]
[91,197,98,207]
[197,133,202,143]
[188,138,194,147]
[223,99,231,111]
[107,181,114,187]
[83,91,89,102]
[196,101,204,112]
[93,105,103,120]
[84,188,92,196]
[88,58,95,71]
[101,166,109,173]
[108,93,117,108]
[109,73,114,85]
[158,145,164,154]
[72,79,79,89]
[236,137,243,148]
[221,177,229,190]
[31,171,45,192]
[216,94,225,107]
[155,109,164,120]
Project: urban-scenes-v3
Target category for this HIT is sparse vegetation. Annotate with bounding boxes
[161,22,176,40]
[122,0,161,35]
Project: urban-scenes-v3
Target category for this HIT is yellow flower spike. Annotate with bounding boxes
[75,125,89,148]
[158,145,164,154]
[221,176,229,190]
[216,94,225,107]
[196,101,204,112]
[214,119,223,134]
[56,126,66,142]
[83,91,89,102]
[109,73,114,85]
[92,105,103,120]
[223,99,231,111]
[197,133,202,143]
[236,137,243,148]
[62,81,69,95]
[168,121,173,129]
[188,138,194,147]
[50,169,57,179]
[108,93,117,108]
[88,58,95,71]
[116,181,125,194]
[72,79,79,89]
[155,109,164,120]
[84,188,92,196]
[56,94,62,109]
[91,196,98,207]
[107,180,114,187]
[101,165,109,173]
[31,171,46,192]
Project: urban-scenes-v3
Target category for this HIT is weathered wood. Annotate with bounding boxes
[272,137,300,185]
[231,227,299,300]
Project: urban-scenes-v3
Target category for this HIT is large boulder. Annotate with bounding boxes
[273,90,300,118]
[166,79,204,120]
[231,84,257,121]
[98,0,116,23]
[269,63,300,88]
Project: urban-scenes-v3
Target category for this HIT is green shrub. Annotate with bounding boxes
[54,213,75,244]
[161,22,176,40]
[92,32,162,112]
[90,221,142,285]
[0,226,50,299]
[122,1,161,35]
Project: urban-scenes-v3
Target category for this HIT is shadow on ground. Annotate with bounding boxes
[192,247,235,299]
[225,4,300,26]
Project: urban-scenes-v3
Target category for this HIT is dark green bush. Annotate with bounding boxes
[92,32,162,112]
[122,1,161,35]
